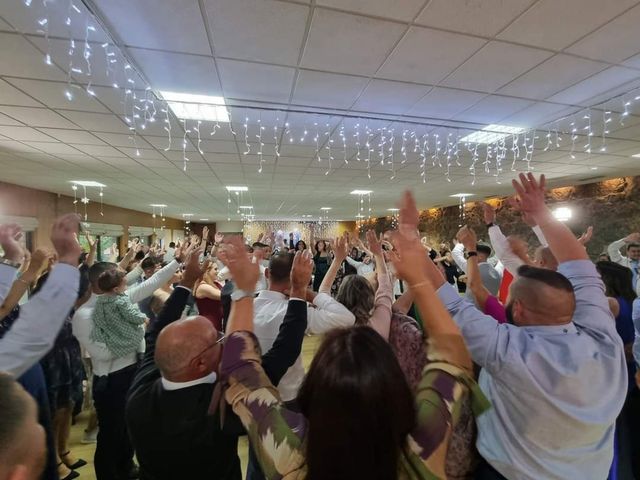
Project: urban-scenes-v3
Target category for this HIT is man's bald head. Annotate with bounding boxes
[506,265,575,327]
[155,316,222,382]
[0,373,46,480]
[534,246,558,271]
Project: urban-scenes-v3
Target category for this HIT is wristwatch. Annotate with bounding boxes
[0,257,21,269]
[231,288,255,301]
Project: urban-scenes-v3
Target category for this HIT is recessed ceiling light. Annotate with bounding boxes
[449,193,474,198]
[182,213,194,217]
[632,153,640,158]
[387,208,399,212]
[590,167,598,170]
[239,206,253,209]
[226,186,248,192]
[160,91,229,122]
[70,180,106,187]
[320,207,332,210]
[350,189,372,195]
[150,203,167,207]
[355,214,365,218]
[460,124,525,144]
[552,207,572,222]
[199,218,209,221]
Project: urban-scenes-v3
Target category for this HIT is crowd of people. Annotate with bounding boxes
[0,173,639,480]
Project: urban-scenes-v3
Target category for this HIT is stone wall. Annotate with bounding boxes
[368,176,640,259]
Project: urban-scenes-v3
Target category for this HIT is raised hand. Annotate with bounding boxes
[85,232,97,250]
[332,235,348,262]
[290,250,313,296]
[51,213,82,266]
[511,173,547,218]
[366,229,384,257]
[388,229,430,286]
[27,248,53,274]
[624,232,640,243]
[481,202,496,225]
[218,236,259,291]
[214,232,224,244]
[257,232,265,243]
[0,223,24,263]
[181,246,208,289]
[398,190,419,239]
[578,226,593,245]
[456,226,477,252]
[202,226,210,242]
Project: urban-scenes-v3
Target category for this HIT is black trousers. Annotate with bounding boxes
[92,363,137,480]
[475,459,508,480]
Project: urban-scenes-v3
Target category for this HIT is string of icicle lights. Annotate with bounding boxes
[21,0,640,188]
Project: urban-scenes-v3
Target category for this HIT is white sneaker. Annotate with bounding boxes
[81,428,98,444]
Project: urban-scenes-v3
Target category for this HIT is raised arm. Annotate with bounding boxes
[457,226,491,312]
[85,233,98,267]
[451,241,468,273]
[0,249,52,319]
[367,230,393,340]
[0,224,25,304]
[0,214,81,377]
[483,202,525,276]
[318,235,347,294]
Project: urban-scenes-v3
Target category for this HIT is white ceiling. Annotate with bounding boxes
[1,0,640,221]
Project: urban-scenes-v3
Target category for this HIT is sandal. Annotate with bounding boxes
[60,451,87,470]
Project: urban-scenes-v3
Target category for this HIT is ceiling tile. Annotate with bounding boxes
[416,0,534,37]
[4,78,111,113]
[566,4,640,63]
[407,87,485,119]
[292,71,368,109]
[0,112,23,126]
[199,140,238,154]
[0,17,13,30]
[352,79,430,115]
[453,96,534,124]
[71,144,126,157]
[205,0,308,66]
[0,79,41,107]
[0,126,55,141]
[498,0,638,50]
[501,103,578,127]
[217,59,295,103]
[92,132,151,148]
[36,129,104,145]
[442,41,553,93]
[498,54,608,100]
[377,27,485,85]
[301,9,406,76]
[316,0,425,22]
[546,66,640,105]
[0,106,79,128]
[0,1,109,42]
[623,53,640,69]
[94,0,211,55]
[129,48,222,95]
[0,33,66,80]
[57,111,130,133]
[23,142,82,155]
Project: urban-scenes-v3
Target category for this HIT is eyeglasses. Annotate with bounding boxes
[190,330,225,364]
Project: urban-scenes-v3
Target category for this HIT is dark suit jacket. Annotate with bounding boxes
[126,286,307,480]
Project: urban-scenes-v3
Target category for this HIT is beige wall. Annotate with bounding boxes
[0,181,185,252]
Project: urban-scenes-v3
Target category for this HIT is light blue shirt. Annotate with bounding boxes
[437,260,627,480]
[632,298,640,367]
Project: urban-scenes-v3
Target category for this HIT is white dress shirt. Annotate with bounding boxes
[437,260,627,480]
[72,260,181,376]
[608,238,640,294]
[345,256,375,276]
[253,290,355,401]
[451,243,501,300]
[488,225,547,278]
[217,264,267,292]
[0,263,79,377]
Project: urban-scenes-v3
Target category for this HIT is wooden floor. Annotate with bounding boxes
[68,334,323,480]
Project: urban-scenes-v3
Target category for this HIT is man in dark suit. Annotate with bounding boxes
[126,247,307,480]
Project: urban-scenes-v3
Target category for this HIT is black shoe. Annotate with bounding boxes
[61,451,87,470]
[128,464,140,479]
[57,463,80,480]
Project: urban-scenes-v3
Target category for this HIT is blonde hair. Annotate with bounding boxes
[335,275,375,326]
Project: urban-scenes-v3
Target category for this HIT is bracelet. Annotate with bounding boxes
[409,280,431,289]
[467,251,478,257]
[16,277,31,286]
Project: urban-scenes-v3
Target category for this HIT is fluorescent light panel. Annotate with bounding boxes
[460,124,524,144]
[239,206,253,209]
[160,91,229,122]
[226,186,248,192]
[449,193,474,198]
[320,207,332,210]
[387,208,399,212]
[632,153,640,158]
[350,189,372,195]
[71,180,106,187]
[150,203,167,207]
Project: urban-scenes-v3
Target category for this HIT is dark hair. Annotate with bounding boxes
[134,250,145,261]
[314,240,327,256]
[97,269,126,292]
[297,327,415,480]
[336,275,375,326]
[141,257,157,271]
[596,261,637,303]
[77,266,91,300]
[295,240,307,251]
[169,242,176,248]
[517,265,574,293]
[88,262,117,286]
[252,242,267,249]
[627,243,640,251]
[0,372,29,460]
[267,253,295,283]
[476,244,492,256]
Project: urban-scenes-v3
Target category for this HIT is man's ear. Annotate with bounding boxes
[264,268,271,280]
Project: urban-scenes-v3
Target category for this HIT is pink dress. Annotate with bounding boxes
[484,295,507,324]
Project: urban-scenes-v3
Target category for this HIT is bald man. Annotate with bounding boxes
[0,372,46,480]
[126,249,307,480]
[423,175,627,480]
